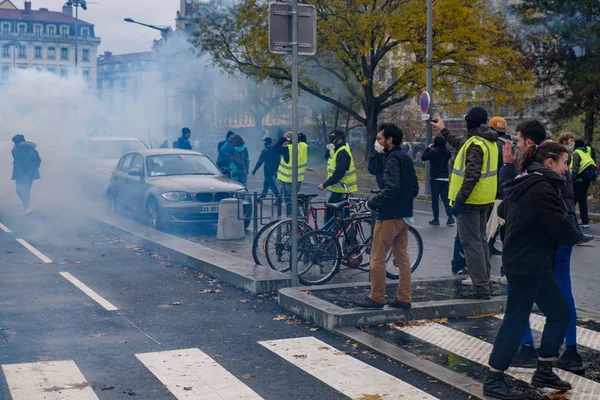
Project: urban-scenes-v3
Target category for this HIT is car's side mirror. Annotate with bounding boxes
[128,168,142,177]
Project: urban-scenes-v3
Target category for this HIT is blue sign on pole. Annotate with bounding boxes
[420,92,431,114]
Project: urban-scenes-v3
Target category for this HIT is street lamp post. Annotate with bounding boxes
[66,1,88,68]
[124,18,172,141]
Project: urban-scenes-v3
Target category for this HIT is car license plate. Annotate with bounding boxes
[200,205,219,213]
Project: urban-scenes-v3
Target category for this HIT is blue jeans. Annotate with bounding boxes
[281,181,302,216]
[511,245,577,347]
[231,169,248,187]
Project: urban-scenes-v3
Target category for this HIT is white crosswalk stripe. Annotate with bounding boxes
[1,360,98,400]
[495,313,600,352]
[397,321,600,399]
[136,348,263,399]
[260,336,438,400]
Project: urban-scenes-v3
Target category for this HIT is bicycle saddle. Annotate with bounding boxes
[326,201,350,210]
[298,193,319,199]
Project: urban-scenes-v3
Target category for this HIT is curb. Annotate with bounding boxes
[92,214,292,294]
[334,327,490,400]
[278,279,507,331]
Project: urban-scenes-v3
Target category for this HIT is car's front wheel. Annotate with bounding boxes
[146,198,164,230]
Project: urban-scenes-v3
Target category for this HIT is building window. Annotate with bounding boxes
[82,28,89,39]
[61,27,68,37]
[2,45,9,57]
[35,26,41,36]
[47,47,56,60]
[2,66,9,79]
[19,25,25,36]
[18,46,26,58]
[82,49,89,62]
[2,24,9,35]
[60,69,68,78]
[35,46,42,59]
[61,47,68,60]
[47,67,56,74]
[48,26,55,36]
[82,70,90,82]
[121,78,127,89]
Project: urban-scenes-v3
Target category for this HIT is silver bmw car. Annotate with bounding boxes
[107,149,251,229]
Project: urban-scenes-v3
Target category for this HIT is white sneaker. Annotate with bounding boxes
[22,208,34,216]
[581,224,590,228]
[461,277,473,286]
[491,275,508,285]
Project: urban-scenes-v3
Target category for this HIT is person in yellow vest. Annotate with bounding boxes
[274,131,308,215]
[431,107,499,300]
[317,130,358,222]
[571,139,598,228]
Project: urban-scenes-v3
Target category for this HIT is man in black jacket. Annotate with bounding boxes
[174,127,192,150]
[356,123,419,309]
[11,134,41,216]
[368,143,386,189]
[421,135,453,226]
[252,137,281,198]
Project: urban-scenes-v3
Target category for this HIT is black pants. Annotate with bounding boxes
[573,180,590,225]
[261,173,279,197]
[488,273,570,371]
[430,179,452,220]
[325,192,346,224]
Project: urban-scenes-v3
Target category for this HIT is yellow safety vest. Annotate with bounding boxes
[277,142,308,183]
[571,148,596,175]
[448,136,498,204]
[327,143,358,193]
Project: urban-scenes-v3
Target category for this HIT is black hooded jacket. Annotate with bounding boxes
[421,139,451,180]
[499,164,580,276]
[12,142,41,181]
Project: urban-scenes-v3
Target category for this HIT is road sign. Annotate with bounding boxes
[419,92,430,114]
[421,114,430,121]
[269,2,317,56]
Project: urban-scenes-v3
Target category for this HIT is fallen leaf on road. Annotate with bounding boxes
[293,354,307,359]
[89,333,106,338]
[318,346,330,351]
[360,327,376,333]
[333,351,346,356]
[199,289,223,294]
[467,313,499,319]
[239,374,254,379]
[36,356,51,361]
[240,300,250,303]
[427,318,448,324]
[172,302,183,306]
[546,392,569,399]
[273,314,287,321]
[101,385,115,391]
[184,386,193,391]
[581,318,593,323]
[310,328,320,332]
[123,389,136,396]
[258,325,265,329]
[428,379,438,383]
[158,304,171,309]
[358,394,386,400]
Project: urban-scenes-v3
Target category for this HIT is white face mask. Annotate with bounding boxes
[374,140,385,153]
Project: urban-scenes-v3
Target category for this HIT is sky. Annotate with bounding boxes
[15,0,180,54]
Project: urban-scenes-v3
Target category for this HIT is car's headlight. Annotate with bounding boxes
[161,192,192,202]
[232,188,249,198]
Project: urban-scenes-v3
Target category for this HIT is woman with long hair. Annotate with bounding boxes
[483,142,581,400]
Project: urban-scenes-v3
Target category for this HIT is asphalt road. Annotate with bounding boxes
[0,202,469,399]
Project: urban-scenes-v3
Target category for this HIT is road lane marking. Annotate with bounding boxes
[2,359,99,400]
[136,348,262,399]
[16,239,53,263]
[0,222,12,233]
[59,272,118,311]
[260,336,438,400]
[397,321,600,399]
[495,313,600,352]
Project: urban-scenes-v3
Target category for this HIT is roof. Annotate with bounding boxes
[137,149,205,156]
[86,136,145,142]
[0,8,93,26]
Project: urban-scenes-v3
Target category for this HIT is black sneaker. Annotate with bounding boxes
[576,235,595,246]
[447,216,456,226]
[429,218,440,226]
[355,297,384,309]
[532,360,572,391]
[460,289,491,300]
[452,267,468,275]
[386,298,411,310]
[510,343,538,368]
[555,346,585,373]
[483,370,525,400]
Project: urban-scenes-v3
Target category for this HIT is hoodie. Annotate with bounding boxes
[12,142,41,181]
[442,124,499,204]
[421,137,451,180]
[499,163,580,276]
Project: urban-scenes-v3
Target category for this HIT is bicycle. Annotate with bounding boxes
[293,197,423,285]
[251,193,323,266]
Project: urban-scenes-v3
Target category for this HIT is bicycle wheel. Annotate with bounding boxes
[264,219,312,272]
[252,220,281,266]
[295,230,341,286]
[385,225,424,279]
[340,215,375,272]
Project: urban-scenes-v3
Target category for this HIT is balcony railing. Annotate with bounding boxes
[0,31,100,42]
